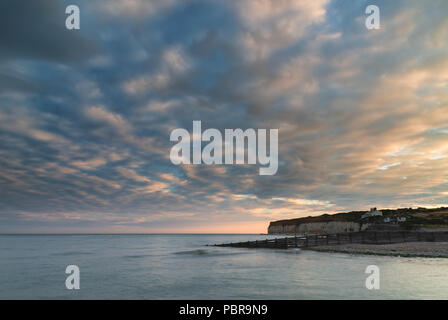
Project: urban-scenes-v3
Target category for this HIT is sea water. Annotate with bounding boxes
[0,234,447,299]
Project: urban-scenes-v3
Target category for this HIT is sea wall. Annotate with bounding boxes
[268,221,370,235]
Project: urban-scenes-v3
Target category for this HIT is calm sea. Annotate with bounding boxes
[0,234,447,299]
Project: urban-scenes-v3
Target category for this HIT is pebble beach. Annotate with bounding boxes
[308,242,448,258]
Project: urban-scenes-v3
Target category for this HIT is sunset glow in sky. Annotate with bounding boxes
[1,0,448,233]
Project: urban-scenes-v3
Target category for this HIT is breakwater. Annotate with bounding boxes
[211,230,448,249]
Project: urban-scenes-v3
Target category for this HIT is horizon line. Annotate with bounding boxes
[0,232,268,235]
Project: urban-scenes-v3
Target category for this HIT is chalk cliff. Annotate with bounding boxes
[267,211,369,235]
[267,207,448,234]
[268,221,370,235]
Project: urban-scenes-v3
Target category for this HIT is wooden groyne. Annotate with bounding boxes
[211,231,448,249]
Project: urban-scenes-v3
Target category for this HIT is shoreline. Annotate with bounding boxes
[305,241,448,258]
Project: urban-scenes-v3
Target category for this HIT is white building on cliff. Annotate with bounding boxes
[361,207,383,219]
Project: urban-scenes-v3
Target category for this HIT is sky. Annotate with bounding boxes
[0,0,448,233]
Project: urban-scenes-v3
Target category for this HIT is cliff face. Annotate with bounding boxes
[268,221,370,235]
[268,210,367,235]
[267,207,448,235]
[267,207,448,234]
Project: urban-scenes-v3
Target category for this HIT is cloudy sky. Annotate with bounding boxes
[1,0,448,233]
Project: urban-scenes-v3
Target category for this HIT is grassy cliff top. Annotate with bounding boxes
[269,207,448,227]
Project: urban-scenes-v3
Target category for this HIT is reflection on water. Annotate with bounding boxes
[0,234,447,299]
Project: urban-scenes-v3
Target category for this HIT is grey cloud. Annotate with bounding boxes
[0,0,97,63]
[1,0,448,232]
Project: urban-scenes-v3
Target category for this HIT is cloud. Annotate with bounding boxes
[84,105,132,136]
[0,0,97,63]
[1,0,448,233]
